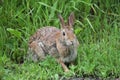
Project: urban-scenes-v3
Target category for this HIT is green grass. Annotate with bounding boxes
[0,0,120,79]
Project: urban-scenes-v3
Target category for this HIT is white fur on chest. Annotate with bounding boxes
[61,49,77,63]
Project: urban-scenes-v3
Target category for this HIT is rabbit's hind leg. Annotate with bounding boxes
[27,41,46,62]
[26,48,39,62]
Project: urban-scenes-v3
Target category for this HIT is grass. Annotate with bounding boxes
[0,0,120,79]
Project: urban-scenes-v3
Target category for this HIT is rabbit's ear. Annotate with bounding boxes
[68,12,75,27]
[58,14,65,29]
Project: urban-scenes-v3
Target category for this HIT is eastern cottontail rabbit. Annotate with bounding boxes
[27,12,79,72]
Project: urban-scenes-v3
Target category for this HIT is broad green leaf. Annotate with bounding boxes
[75,27,82,35]
[7,28,21,38]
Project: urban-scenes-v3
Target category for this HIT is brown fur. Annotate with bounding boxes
[27,12,79,72]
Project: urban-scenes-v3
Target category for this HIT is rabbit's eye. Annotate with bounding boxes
[63,32,65,36]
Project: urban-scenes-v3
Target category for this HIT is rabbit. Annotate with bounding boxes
[27,12,79,72]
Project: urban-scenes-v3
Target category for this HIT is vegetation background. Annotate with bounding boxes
[0,0,120,79]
